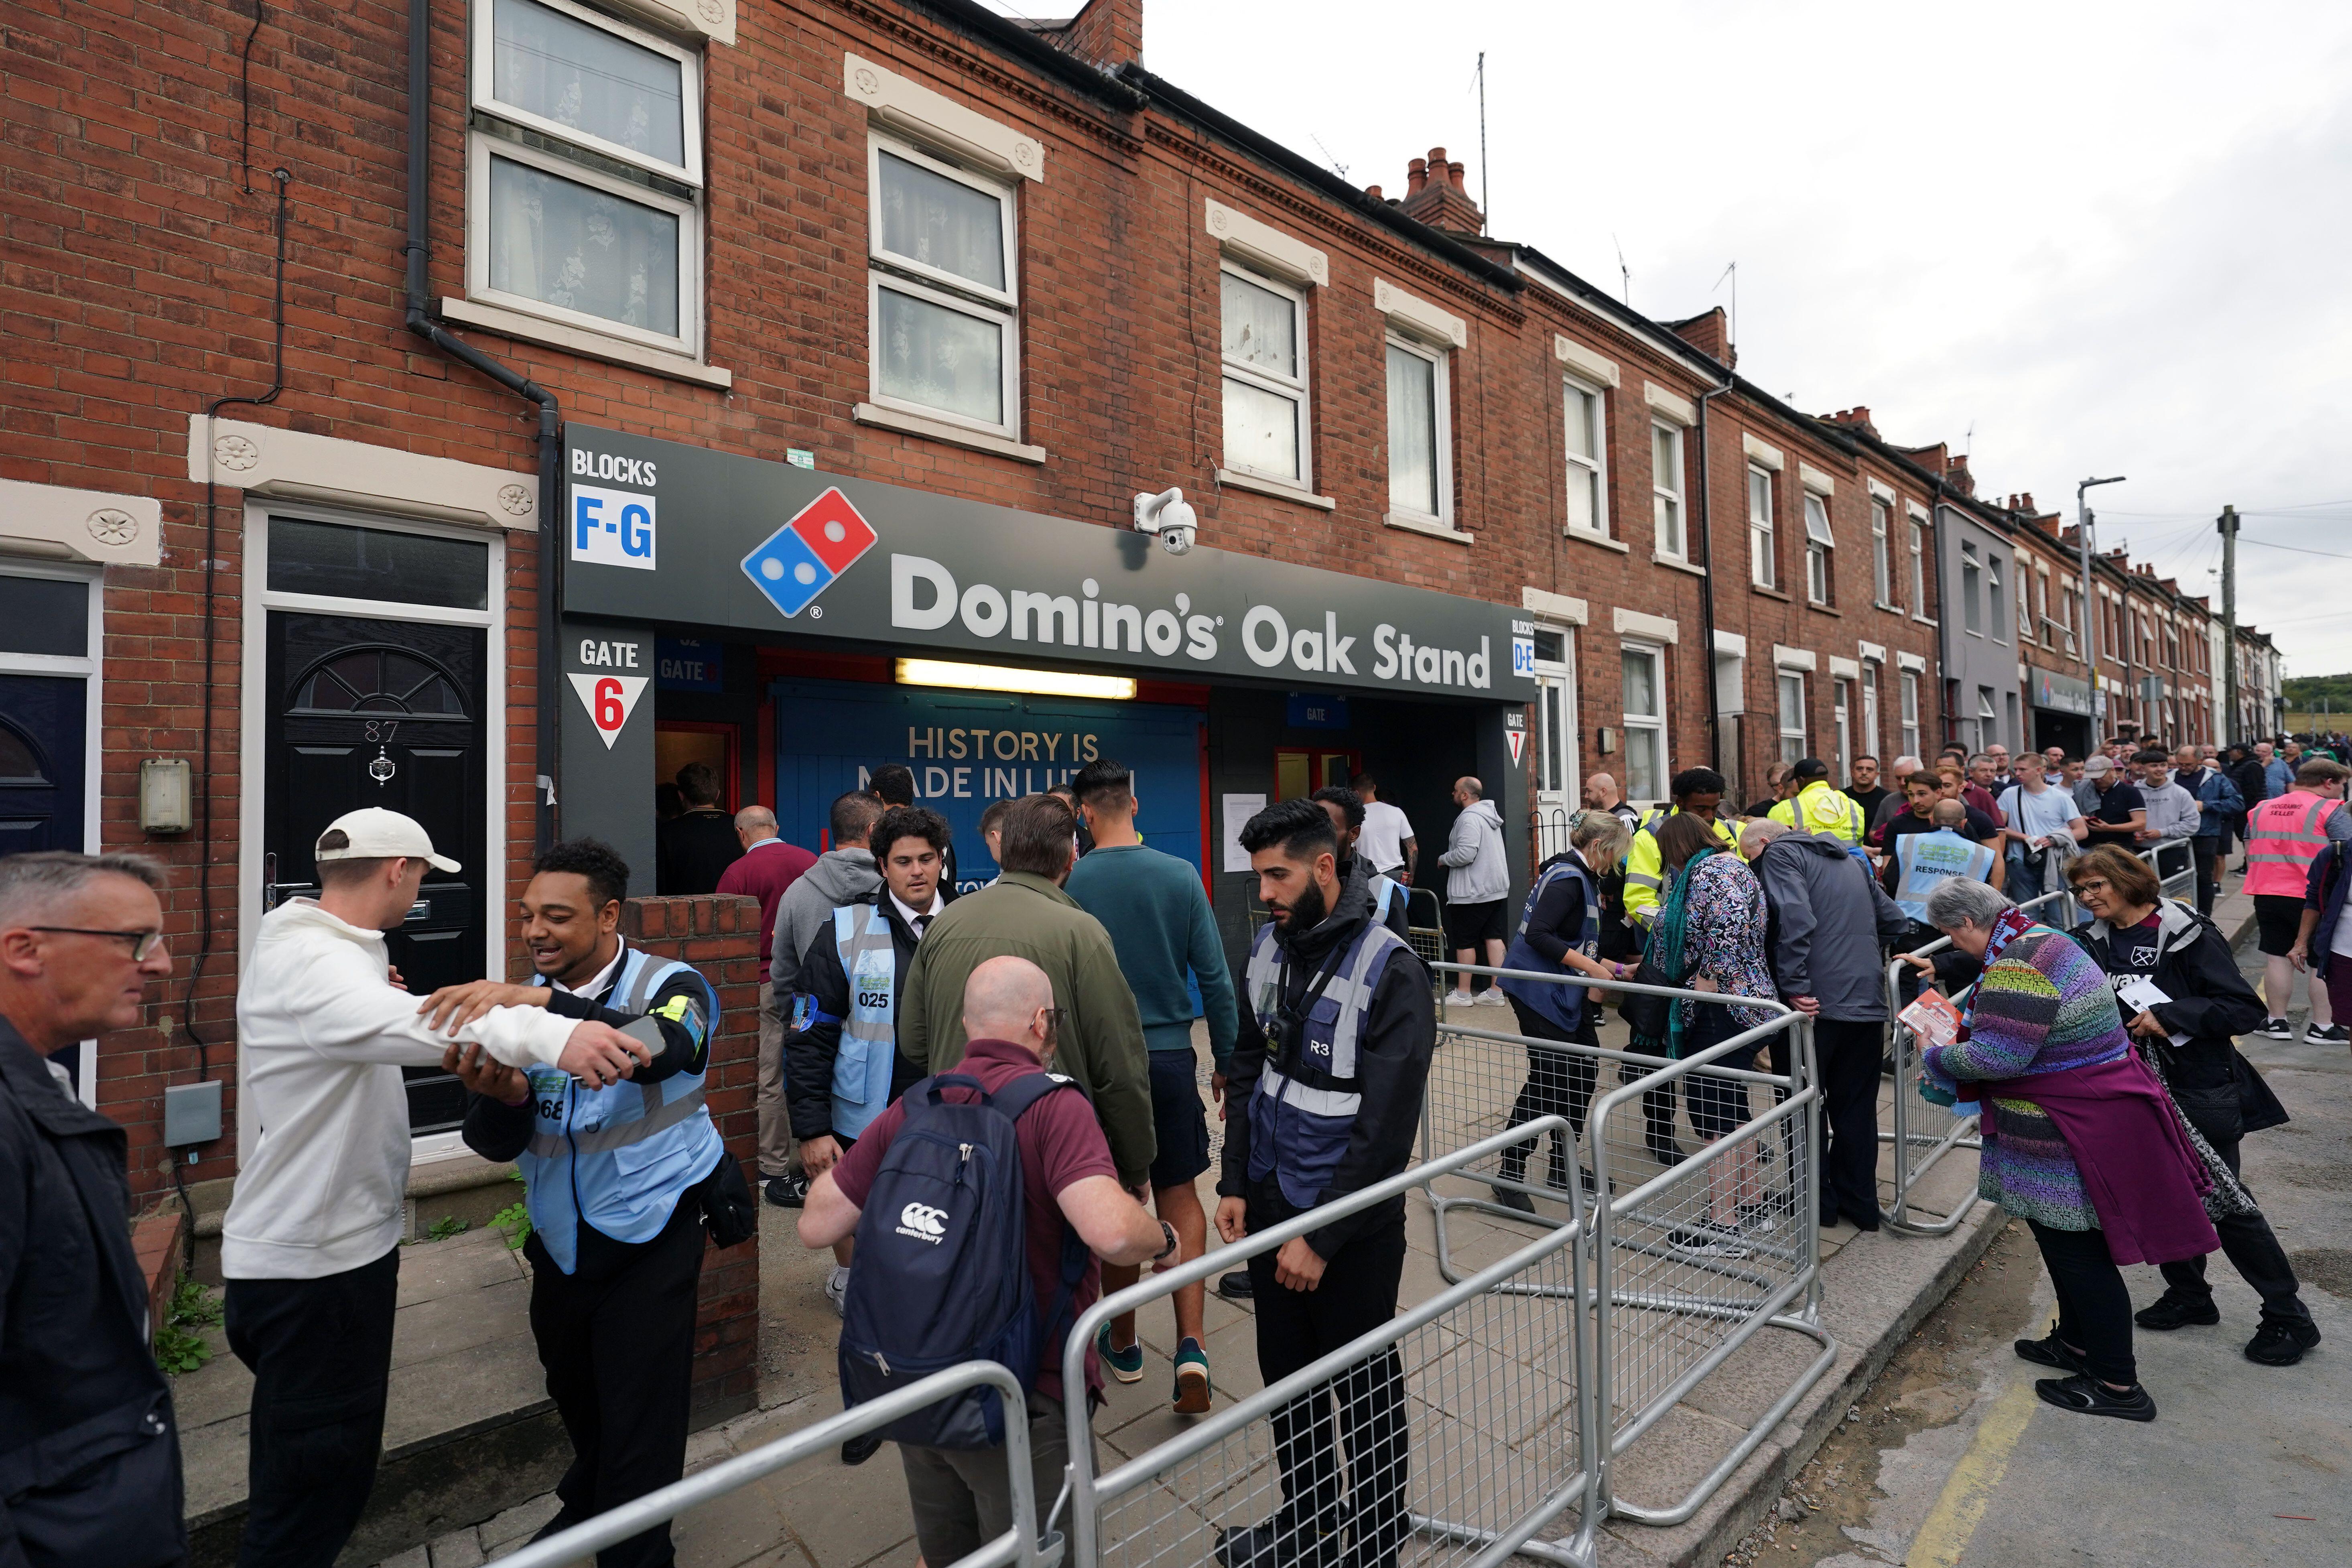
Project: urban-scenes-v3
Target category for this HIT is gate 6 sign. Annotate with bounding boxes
[568,642,650,751]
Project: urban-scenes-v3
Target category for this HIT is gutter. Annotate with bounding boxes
[405,0,559,851]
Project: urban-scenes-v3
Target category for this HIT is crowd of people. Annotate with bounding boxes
[4,732,2340,1566]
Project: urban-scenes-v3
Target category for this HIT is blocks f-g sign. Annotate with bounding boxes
[741,487,876,618]
[572,483,656,570]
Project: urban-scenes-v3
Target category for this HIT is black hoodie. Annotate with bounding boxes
[1219,863,1436,1259]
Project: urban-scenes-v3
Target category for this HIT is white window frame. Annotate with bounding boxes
[1384,330,1454,528]
[1620,642,1668,804]
[1652,420,1686,559]
[1531,625,1578,807]
[1908,514,1930,618]
[864,133,1022,441]
[1961,542,1983,636]
[1562,375,1609,539]
[1803,492,1834,606]
[1899,669,1921,757]
[1747,464,1775,588]
[1988,553,2009,644]
[236,504,508,1170]
[1832,676,1853,782]
[1871,498,1894,607]
[1977,685,1999,751]
[1776,669,1808,764]
[464,133,702,360]
[1861,660,1883,764]
[1218,259,1312,491]
[469,0,703,187]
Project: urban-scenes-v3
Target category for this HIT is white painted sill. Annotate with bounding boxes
[1564,527,1630,554]
[854,403,1047,464]
[438,297,732,389]
[1653,552,1707,577]
[1383,510,1473,545]
[1216,468,1336,510]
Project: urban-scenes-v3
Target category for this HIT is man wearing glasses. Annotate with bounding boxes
[220,810,650,1568]
[0,851,183,1567]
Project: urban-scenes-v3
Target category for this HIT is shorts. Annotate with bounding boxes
[2255,894,2307,957]
[1445,898,1508,951]
[1146,1048,1212,1190]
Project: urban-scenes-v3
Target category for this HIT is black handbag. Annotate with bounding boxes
[1617,951,1674,1050]
[696,1152,758,1249]
[2235,1047,2290,1136]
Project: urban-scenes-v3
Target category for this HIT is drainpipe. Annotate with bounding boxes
[1692,380,1736,781]
[405,0,561,852]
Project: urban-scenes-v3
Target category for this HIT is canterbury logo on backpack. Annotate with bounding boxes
[837,1070,1093,1452]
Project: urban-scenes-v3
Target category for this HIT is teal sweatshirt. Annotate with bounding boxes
[1064,842,1240,1068]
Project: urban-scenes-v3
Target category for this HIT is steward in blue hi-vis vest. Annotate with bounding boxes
[785,896,927,1143]
[517,942,723,1274]
[1890,829,1997,923]
[1366,869,1412,942]
[1498,851,1601,1032]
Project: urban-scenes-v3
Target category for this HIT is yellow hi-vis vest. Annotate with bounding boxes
[1622,808,1742,927]
[1769,780,1867,845]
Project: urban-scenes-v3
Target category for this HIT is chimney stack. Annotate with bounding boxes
[1398,144,1483,233]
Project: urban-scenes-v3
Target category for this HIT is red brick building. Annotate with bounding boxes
[6,0,2091,1209]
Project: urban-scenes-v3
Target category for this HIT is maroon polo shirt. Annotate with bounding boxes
[715,835,817,969]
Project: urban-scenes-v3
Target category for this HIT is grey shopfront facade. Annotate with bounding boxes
[554,424,1538,969]
[1933,504,2024,756]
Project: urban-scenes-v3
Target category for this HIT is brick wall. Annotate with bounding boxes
[621,892,764,1425]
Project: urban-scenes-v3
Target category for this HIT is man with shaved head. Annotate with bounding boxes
[800,955,1165,1567]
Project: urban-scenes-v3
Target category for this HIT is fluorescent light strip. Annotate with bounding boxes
[895,658,1136,701]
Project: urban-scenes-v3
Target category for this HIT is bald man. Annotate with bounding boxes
[800,956,1165,1565]
[715,805,816,1204]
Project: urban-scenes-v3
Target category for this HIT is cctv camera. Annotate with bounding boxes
[1133,487,1198,555]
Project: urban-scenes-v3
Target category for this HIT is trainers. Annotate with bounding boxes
[1173,1337,1212,1414]
[2255,1017,2295,1040]
[2244,1320,2322,1366]
[2308,1024,2351,1045]
[2134,1292,2220,1331]
[764,1172,810,1208]
[2014,1330,2088,1373]
[1667,1223,1750,1260]
[1474,989,1510,1007]
[2033,1373,2156,1422]
[824,1264,850,1317]
[1097,1322,1145,1384]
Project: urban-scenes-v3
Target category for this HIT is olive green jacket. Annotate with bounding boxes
[898,871,1156,1187]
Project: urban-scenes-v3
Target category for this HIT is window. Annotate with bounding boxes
[1977,686,1999,751]
[1652,422,1685,557]
[1221,264,1310,487]
[1621,645,1666,801]
[467,0,702,356]
[1832,677,1852,782]
[1908,516,1928,613]
[1900,670,1920,756]
[867,137,1021,438]
[1562,379,1607,535]
[1777,671,1808,764]
[1532,629,1574,802]
[2034,570,2051,646]
[1988,555,2008,643]
[1803,492,1834,605]
[268,519,491,611]
[1747,466,1776,587]
[1961,543,1983,635]
[1862,662,1882,761]
[2005,691,2021,748]
[1871,498,1893,606]
[1385,335,1450,522]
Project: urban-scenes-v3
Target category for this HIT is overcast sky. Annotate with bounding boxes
[987,0,2352,676]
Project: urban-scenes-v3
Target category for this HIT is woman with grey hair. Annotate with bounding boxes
[1491,810,1635,1208]
[1911,877,2218,1421]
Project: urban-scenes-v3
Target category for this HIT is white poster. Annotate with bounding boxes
[1221,793,1267,873]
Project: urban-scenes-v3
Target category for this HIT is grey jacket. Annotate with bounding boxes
[2140,780,2200,843]
[1753,831,1912,1022]
[769,847,881,991]
[1440,799,1509,903]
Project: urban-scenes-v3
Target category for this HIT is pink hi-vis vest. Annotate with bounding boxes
[2244,790,2340,897]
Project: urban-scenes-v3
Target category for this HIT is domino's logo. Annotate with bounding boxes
[742,488,877,619]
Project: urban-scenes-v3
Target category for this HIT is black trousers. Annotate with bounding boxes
[2028,1220,2137,1387]
[2158,1134,2311,1326]
[525,1199,705,1568]
[1500,997,1598,1188]
[225,1246,400,1568]
[2191,837,2222,918]
[1810,1019,1885,1227]
[1246,1190,1409,1568]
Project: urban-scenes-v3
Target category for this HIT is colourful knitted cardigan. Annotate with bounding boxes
[1921,925,2130,1230]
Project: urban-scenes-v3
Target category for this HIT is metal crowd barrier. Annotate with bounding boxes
[1404,884,1449,968]
[1876,845,2198,1233]
[1419,961,1834,1531]
[1062,1119,1603,1568]
[489,1360,1048,1568]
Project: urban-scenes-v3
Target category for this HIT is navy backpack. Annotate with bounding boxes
[839,1071,1092,1449]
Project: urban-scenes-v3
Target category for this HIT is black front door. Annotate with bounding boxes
[0,674,86,855]
[264,612,488,1134]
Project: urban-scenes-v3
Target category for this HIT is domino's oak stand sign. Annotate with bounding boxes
[560,425,1541,705]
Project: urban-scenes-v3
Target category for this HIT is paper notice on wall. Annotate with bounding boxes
[1222,793,1267,873]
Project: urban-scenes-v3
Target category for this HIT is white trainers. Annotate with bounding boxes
[1474,989,1510,1007]
[825,1264,850,1318]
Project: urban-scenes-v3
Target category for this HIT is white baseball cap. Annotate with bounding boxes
[314,808,461,873]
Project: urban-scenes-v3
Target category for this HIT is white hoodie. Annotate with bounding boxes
[221,899,578,1280]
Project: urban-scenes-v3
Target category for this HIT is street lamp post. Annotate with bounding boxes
[2078,475,2126,743]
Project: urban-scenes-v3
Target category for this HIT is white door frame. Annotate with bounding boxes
[237,502,508,1168]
